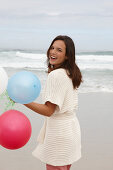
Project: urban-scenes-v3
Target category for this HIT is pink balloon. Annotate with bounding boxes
[0,110,32,150]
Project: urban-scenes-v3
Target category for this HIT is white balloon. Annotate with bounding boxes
[0,67,8,95]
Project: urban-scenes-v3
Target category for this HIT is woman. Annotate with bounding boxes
[24,35,82,170]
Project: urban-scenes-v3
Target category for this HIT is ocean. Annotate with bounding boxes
[0,49,113,93]
[0,50,113,170]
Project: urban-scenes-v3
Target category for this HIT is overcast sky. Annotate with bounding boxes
[0,0,113,51]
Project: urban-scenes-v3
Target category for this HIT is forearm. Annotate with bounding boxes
[24,102,53,117]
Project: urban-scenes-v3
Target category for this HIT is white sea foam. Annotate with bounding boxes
[77,55,113,62]
[16,51,47,60]
[0,50,113,93]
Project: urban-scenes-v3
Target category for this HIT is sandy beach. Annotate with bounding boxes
[0,68,113,170]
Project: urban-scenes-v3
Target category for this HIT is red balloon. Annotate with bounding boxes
[0,110,32,150]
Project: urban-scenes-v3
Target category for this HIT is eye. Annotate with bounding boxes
[58,48,62,52]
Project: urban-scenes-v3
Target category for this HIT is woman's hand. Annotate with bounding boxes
[9,97,15,104]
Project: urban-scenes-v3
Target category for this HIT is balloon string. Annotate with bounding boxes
[0,90,15,112]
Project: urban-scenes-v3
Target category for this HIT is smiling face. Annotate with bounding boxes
[48,40,67,68]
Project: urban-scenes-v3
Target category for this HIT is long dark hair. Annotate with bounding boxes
[47,35,82,89]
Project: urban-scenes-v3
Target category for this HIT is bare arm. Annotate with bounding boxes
[24,101,56,117]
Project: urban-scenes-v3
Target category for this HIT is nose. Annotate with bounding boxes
[50,48,56,55]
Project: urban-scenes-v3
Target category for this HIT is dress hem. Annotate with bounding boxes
[32,152,81,166]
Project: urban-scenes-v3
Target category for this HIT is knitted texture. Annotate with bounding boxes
[32,69,81,166]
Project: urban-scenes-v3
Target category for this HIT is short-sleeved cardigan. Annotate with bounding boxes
[32,68,81,166]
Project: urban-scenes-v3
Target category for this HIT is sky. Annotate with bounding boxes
[0,0,113,51]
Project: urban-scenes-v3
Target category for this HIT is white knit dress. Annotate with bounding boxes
[32,68,81,166]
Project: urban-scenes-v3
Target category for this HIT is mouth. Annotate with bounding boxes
[49,56,57,60]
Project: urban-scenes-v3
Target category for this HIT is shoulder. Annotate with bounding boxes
[48,68,67,80]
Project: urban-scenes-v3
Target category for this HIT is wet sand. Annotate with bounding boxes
[0,68,113,170]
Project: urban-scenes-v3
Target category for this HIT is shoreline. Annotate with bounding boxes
[3,67,113,94]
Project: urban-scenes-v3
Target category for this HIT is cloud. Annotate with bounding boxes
[0,10,113,20]
[0,0,113,51]
[0,0,113,22]
[1,0,113,17]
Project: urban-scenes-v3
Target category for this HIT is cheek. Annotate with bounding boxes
[59,53,66,60]
[61,55,67,62]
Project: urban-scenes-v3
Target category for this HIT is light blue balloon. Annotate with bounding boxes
[7,71,41,104]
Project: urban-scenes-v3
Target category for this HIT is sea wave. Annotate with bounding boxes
[78,64,113,70]
[0,51,113,70]
[77,55,113,62]
[0,63,47,71]
[0,50,113,93]
[16,51,47,60]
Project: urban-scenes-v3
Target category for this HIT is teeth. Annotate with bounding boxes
[51,56,56,59]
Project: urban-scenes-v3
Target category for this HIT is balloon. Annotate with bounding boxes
[0,110,32,150]
[7,71,41,104]
[0,67,8,95]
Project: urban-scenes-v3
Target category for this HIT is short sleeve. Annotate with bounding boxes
[43,71,66,110]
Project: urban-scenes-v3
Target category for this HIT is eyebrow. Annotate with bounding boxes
[51,45,63,50]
